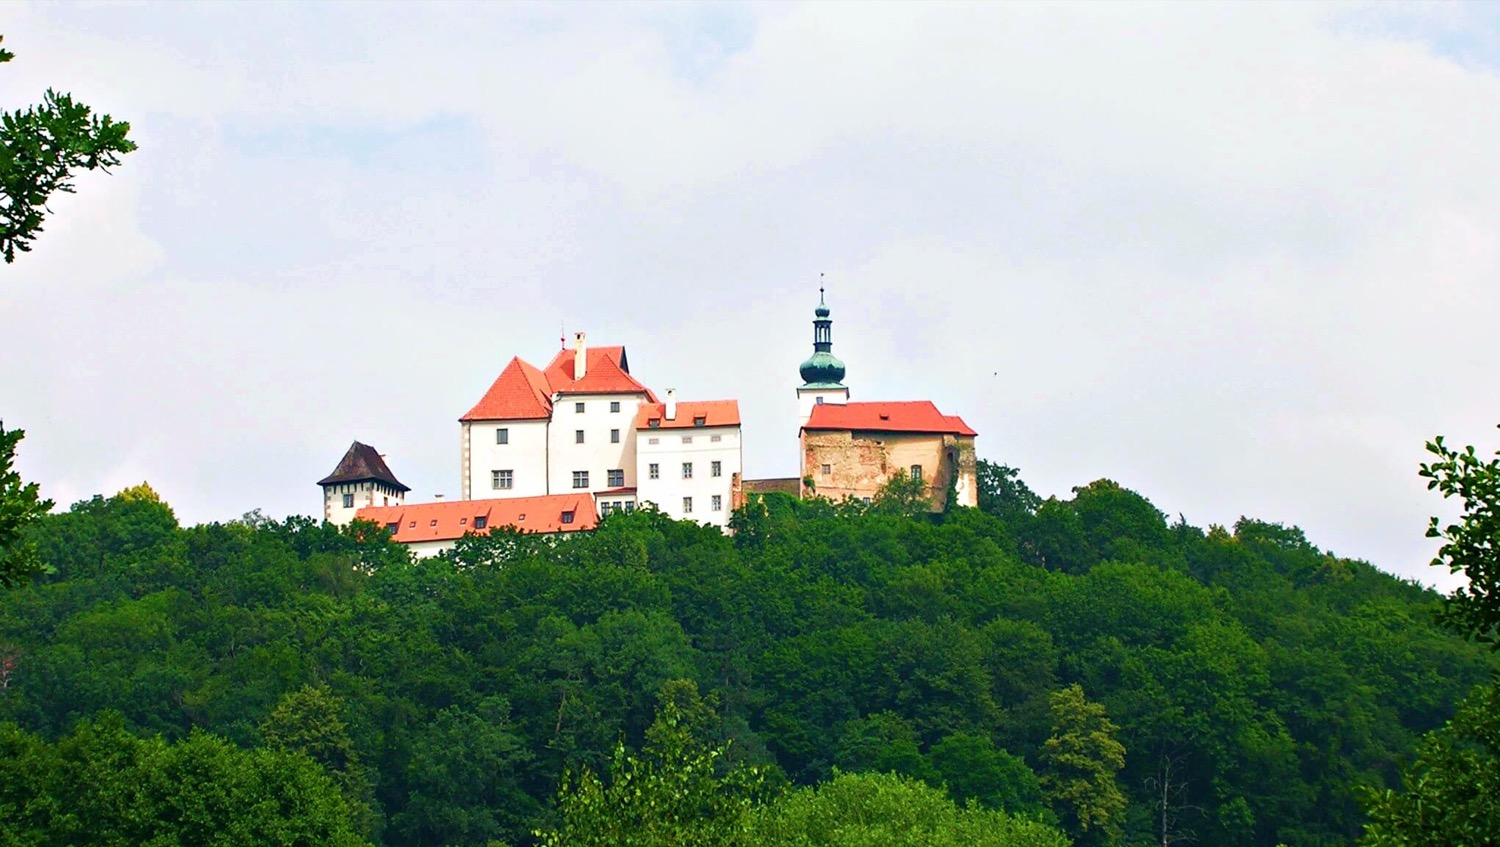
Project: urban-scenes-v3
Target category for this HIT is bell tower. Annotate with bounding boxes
[796,287,849,427]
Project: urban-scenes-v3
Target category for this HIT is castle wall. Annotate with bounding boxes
[801,430,974,511]
[465,419,550,499]
[636,424,742,528]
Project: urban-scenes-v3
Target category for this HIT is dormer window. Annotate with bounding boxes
[518,513,526,521]
[561,511,575,524]
[385,522,398,534]
[474,516,487,529]
[429,519,438,527]
[694,416,706,427]
[408,521,416,528]
[648,419,660,428]
[460,517,467,525]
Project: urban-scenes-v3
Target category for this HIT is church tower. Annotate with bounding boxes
[796,288,850,427]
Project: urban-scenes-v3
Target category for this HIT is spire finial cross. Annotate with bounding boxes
[819,272,825,304]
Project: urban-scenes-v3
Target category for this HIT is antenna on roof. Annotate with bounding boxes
[560,320,566,350]
[819,272,825,304]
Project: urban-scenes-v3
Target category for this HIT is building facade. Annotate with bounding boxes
[634,392,743,528]
[318,441,410,524]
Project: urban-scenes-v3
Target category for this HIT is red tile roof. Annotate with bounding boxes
[460,357,554,421]
[356,493,598,543]
[803,401,977,437]
[635,399,741,430]
[541,346,657,399]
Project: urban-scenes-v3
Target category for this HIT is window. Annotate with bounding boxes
[712,495,722,512]
[682,462,693,479]
[712,460,722,477]
[575,429,585,444]
[821,464,831,476]
[611,428,620,443]
[460,517,467,525]
[572,470,589,489]
[648,437,659,445]
[575,401,585,413]
[601,502,613,516]
[683,496,693,514]
[694,415,706,427]
[497,428,508,445]
[610,401,620,413]
[816,396,825,404]
[429,519,438,527]
[625,501,636,512]
[608,469,625,487]
[649,463,659,479]
[910,464,922,480]
[474,516,487,529]
[682,435,693,444]
[385,522,398,534]
[561,511,575,525]
[710,434,722,442]
[648,419,660,428]
[342,493,354,508]
[492,469,513,490]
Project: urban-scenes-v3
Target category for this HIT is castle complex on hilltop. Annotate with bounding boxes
[319,293,977,556]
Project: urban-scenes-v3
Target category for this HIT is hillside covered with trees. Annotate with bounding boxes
[0,461,1494,847]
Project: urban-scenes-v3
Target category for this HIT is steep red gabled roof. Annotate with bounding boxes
[635,400,740,430]
[318,441,411,491]
[803,401,977,437]
[542,346,657,399]
[460,356,554,421]
[357,493,598,543]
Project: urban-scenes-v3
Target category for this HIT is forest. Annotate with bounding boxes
[0,459,1495,847]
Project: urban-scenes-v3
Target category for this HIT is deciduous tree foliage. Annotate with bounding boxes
[0,423,52,588]
[0,36,137,264]
[1041,683,1127,846]
[0,472,1492,847]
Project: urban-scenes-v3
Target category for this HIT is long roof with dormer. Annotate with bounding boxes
[357,493,598,543]
[803,401,977,437]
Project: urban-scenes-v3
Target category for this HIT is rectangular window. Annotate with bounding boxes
[496,427,509,445]
[474,516,488,529]
[601,502,613,516]
[682,462,693,479]
[572,470,589,489]
[611,428,620,443]
[648,437,659,445]
[816,396,825,404]
[712,495,722,512]
[342,493,354,508]
[385,522,398,534]
[910,464,922,480]
[683,496,693,514]
[625,501,636,512]
[575,429,585,444]
[710,434,722,442]
[649,463,659,479]
[492,469,513,490]
[575,402,585,413]
[561,511,575,524]
[608,469,625,487]
[821,463,831,476]
[610,401,620,413]
[648,419,660,428]
[682,435,693,444]
[694,415,707,427]
[711,460,722,478]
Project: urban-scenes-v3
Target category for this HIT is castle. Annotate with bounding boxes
[319,293,977,556]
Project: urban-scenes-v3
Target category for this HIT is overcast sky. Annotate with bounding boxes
[4,1,1499,588]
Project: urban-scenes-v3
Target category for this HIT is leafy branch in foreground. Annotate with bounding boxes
[0,35,137,264]
[0,422,52,587]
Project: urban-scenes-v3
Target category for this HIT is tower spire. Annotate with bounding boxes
[799,284,844,387]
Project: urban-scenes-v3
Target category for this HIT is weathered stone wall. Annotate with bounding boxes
[801,429,958,510]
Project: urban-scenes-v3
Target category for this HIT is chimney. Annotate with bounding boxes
[665,388,677,421]
[573,331,587,380]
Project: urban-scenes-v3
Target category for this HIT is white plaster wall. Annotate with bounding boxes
[466,419,550,499]
[405,538,458,559]
[797,386,850,428]
[324,481,400,525]
[635,426,742,529]
[546,394,646,495]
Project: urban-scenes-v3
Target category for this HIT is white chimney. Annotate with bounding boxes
[665,388,677,421]
[573,331,587,380]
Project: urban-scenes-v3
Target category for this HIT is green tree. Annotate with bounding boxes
[0,422,52,588]
[1,36,137,263]
[926,732,1047,817]
[1418,434,1500,646]
[749,770,1069,847]
[977,460,1041,526]
[873,469,929,517]
[1041,683,1127,847]
[261,684,378,838]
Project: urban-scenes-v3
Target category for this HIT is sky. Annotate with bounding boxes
[4,1,1499,589]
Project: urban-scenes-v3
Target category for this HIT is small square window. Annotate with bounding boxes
[572,470,589,489]
[821,464,831,476]
[562,511,575,525]
[910,464,923,480]
[649,463,660,480]
[575,429,585,444]
[474,516,488,529]
[694,415,706,427]
[429,519,438,527]
[497,428,508,445]
[648,419,660,428]
[712,495,722,512]
[460,517,467,525]
[610,401,620,413]
[625,501,636,512]
[408,520,416,528]
[342,493,354,508]
[575,402,585,413]
[711,460,722,478]
[816,396,825,405]
[682,496,693,514]
[611,428,620,443]
[608,469,625,487]
[682,462,693,479]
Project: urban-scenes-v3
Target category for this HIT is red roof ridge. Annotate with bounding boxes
[803,400,977,437]
[635,398,741,430]
[357,493,598,542]
[461,356,554,421]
